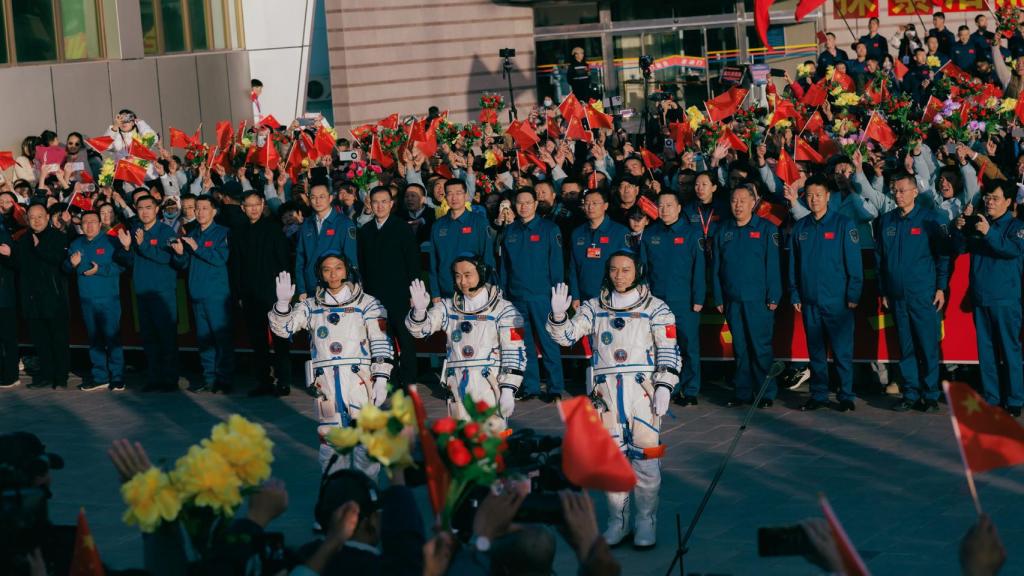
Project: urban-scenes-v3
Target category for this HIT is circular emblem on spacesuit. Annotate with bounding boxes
[452,330,462,342]
[329,342,343,355]
[600,331,613,345]
[613,349,628,363]
[327,312,341,325]
[462,345,475,358]
[316,326,329,339]
[460,321,473,333]
[612,318,626,330]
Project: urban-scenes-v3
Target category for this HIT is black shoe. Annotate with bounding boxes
[542,392,563,404]
[26,379,51,390]
[892,399,916,412]
[800,399,826,411]
[110,382,125,392]
[187,382,210,393]
[757,399,774,409]
[675,395,699,407]
[920,400,941,413]
[248,384,277,397]
[78,381,109,392]
[1006,405,1022,418]
[275,384,291,397]
[837,399,856,412]
[725,397,746,407]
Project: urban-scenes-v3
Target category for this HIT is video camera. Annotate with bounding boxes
[0,465,50,575]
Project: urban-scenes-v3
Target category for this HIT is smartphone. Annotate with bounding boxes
[769,68,787,78]
[67,162,86,173]
[664,137,675,152]
[943,142,958,154]
[338,151,358,162]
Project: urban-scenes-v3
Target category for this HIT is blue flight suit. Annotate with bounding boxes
[950,41,978,72]
[65,234,125,386]
[295,209,358,297]
[181,222,234,387]
[116,221,181,388]
[428,209,495,298]
[640,218,705,396]
[568,217,630,302]
[500,216,565,395]
[788,209,863,403]
[875,206,950,403]
[712,216,782,402]
[683,198,729,256]
[953,212,1024,408]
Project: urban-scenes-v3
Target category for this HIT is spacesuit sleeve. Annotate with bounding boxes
[545,300,595,347]
[363,297,395,380]
[650,300,681,389]
[496,302,527,390]
[405,301,447,338]
[268,300,311,339]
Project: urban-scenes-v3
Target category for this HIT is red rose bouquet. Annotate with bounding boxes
[479,93,505,124]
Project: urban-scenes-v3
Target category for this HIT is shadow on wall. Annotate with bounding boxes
[467,53,531,123]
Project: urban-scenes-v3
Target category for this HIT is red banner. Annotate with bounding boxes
[834,0,879,18]
[934,0,986,12]
[888,0,932,16]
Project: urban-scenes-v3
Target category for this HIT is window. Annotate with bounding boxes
[188,0,208,51]
[60,0,103,60]
[2,0,104,64]
[0,3,7,64]
[611,0,737,21]
[12,0,58,62]
[139,0,238,54]
[161,0,186,52]
[534,2,599,28]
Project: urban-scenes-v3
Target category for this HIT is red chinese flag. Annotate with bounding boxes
[801,80,828,107]
[370,135,394,169]
[546,119,562,140]
[923,96,944,124]
[507,120,541,150]
[69,508,105,576]
[113,160,146,186]
[718,126,748,153]
[434,163,454,179]
[864,114,896,150]
[516,150,547,174]
[1014,96,1024,126]
[756,199,788,226]
[818,132,839,158]
[559,93,586,121]
[377,113,399,130]
[565,116,593,142]
[755,0,775,49]
[414,122,439,158]
[775,149,800,186]
[585,103,614,129]
[819,495,870,576]
[832,69,855,92]
[0,151,14,171]
[795,0,826,20]
[215,121,233,154]
[894,59,909,81]
[705,86,748,122]
[253,140,280,170]
[70,192,94,212]
[669,122,694,153]
[863,82,883,106]
[285,140,306,183]
[802,111,824,135]
[940,61,973,84]
[771,98,802,127]
[407,385,451,518]
[168,127,192,149]
[816,30,829,44]
[350,123,374,141]
[637,195,659,220]
[315,126,336,158]
[640,147,664,170]
[84,136,114,153]
[945,381,1024,473]
[258,114,282,131]
[128,140,158,162]
[106,223,125,237]
[795,138,824,164]
[559,396,637,492]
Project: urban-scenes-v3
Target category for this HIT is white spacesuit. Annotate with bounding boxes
[546,251,680,549]
[406,257,526,428]
[269,264,394,476]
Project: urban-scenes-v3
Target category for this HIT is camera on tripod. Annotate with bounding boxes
[639,54,655,77]
[499,48,516,59]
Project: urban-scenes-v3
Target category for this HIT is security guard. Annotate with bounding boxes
[789,176,863,412]
[568,188,630,306]
[296,179,358,298]
[65,211,125,391]
[428,179,495,299]
[640,190,705,404]
[712,185,781,407]
[953,180,1024,417]
[876,174,950,413]
[500,187,565,401]
[172,196,233,393]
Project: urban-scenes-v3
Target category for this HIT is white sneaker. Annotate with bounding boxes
[786,368,811,391]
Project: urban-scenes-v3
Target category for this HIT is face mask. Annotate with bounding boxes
[543,98,553,107]
[163,209,179,219]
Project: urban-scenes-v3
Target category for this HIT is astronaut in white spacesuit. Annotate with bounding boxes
[269,253,394,476]
[406,254,526,428]
[546,249,680,549]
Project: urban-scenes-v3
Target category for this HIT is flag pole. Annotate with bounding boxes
[942,382,984,515]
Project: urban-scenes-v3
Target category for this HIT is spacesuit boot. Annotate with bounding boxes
[603,490,632,546]
[632,458,661,549]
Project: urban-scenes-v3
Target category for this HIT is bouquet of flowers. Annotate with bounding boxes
[98,158,116,187]
[475,172,495,196]
[460,122,485,149]
[796,62,814,78]
[325,389,415,472]
[183,142,210,169]
[133,131,159,149]
[344,159,383,191]
[377,125,408,154]
[996,3,1022,39]
[435,119,462,148]
[479,93,505,124]
[933,98,973,142]
[733,105,766,146]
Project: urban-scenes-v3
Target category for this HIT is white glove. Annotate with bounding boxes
[372,377,389,407]
[550,283,571,320]
[654,387,671,417]
[275,271,295,311]
[410,279,430,316]
[499,388,515,419]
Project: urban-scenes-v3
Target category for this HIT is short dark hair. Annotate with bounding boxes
[196,196,216,208]
[135,194,157,207]
[890,172,918,190]
[251,79,263,88]
[826,32,836,39]
[79,210,100,221]
[368,185,392,200]
[443,178,467,194]
[514,187,537,201]
[240,190,263,203]
[582,188,608,203]
[958,25,970,33]
[180,192,197,203]
[657,190,681,205]
[935,11,946,19]
[39,130,58,145]
[309,178,331,194]
[869,17,879,25]
[404,182,426,196]
[983,179,1013,200]
[804,174,831,193]
[975,14,985,24]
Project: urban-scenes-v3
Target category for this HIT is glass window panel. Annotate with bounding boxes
[60,0,102,60]
[535,38,603,104]
[188,0,207,51]
[611,0,735,21]
[161,0,186,52]
[12,0,57,62]
[140,0,158,55]
[534,2,598,27]
[0,2,8,64]
[210,0,226,49]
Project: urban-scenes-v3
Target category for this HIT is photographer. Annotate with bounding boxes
[567,47,591,102]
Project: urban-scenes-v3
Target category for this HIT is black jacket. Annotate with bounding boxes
[395,206,435,245]
[12,227,68,318]
[229,215,291,303]
[357,216,421,310]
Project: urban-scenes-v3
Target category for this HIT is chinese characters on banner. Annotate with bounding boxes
[834,0,879,18]
[935,0,985,11]
[888,0,932,16]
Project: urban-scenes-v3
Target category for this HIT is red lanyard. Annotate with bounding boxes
[697,205,714,238]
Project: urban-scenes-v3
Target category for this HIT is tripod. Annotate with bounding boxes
[501,53,518,123]
[663,361,786,576]
[638,61,653,148]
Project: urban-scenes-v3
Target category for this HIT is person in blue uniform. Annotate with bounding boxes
[65,211,124,391]
[568,189,630,308]
[953,180,1024,417]
[816,33,849,79]
[172,196,233,393]
[295,179,358,298]
[951,26,978,72]
[500,188,565,401]
[640,190,705,404]
[115,194,181,392]
[859,17,888,63]
[929,12,956,57]
[712,184,781,408]
[876,174,950,413]
[428,179,495,300]
[788,176,863,412]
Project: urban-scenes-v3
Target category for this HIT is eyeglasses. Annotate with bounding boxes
[67,141,81,147]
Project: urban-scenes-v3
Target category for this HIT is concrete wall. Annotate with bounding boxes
[324,0,537,131]
[242,0,318,124]
[0,51,252,153]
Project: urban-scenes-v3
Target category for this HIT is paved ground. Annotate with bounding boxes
[3,354,1023,575]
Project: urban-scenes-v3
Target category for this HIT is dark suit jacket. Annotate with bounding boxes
[229,215,292,304]
[396,206,435,245]
[357,216,421,310]
[12,226,69,318]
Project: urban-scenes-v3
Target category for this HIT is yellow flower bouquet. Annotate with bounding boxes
[324,389,415,472]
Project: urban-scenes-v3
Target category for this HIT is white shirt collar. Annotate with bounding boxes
[463,289,488,311]
[610,288,640,309]
[323,285,352,305]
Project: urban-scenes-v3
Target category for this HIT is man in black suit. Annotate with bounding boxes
[231,190,294,396]
[395,182,434,245]
[358,186,421,387]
